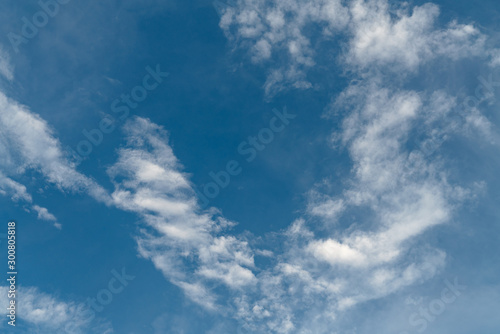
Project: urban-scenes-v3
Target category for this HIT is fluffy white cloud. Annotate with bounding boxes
[346,1,485,70]
[32,205,61,229]
[0,92,111,203]
[219,0,349,96]
[0,171,58,227]
[219,0,488,95]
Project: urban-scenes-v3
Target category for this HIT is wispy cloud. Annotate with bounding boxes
[0,286,113,333]
[346,1,485,71]
[218,0,350,96]
[218,0,488,96]
[108,117,257,309]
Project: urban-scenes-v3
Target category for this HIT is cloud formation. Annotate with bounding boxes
[0,77,112,226]
[219,0,487,96]
[0,286,112,334]
[107,117,257,310]
[211,0,498,332]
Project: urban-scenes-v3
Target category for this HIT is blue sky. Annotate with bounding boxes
[0,0,499,333]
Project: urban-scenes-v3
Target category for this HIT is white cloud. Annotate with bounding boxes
[0,1,494,332]
[281,85,466,317]
[0,171,58,227]
[0,92,111,204]
[219,0,488,95]
[0,286,112,333]
[0,172,32,203]
[108,117,257,307]
[0,88,113,226]
[32,205,61,229]
[307,192,345,222]
[219,0,349,96]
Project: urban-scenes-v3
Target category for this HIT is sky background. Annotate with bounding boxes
[0,0,499,333]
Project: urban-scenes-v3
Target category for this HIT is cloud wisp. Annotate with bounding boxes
[107,117,258,310]
[0,286,113,334]
[218,0,487,97]
[0,73,112,227]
